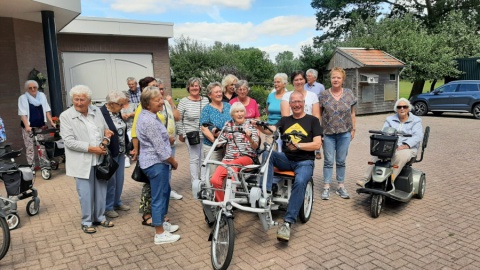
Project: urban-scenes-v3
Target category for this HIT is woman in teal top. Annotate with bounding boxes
[200,82,232,178]
[266,73,289,148]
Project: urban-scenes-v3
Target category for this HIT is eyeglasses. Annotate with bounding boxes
[290,100,304,104]
[159,88,165,91]
[113,102,124,107]
[397,105,409,110]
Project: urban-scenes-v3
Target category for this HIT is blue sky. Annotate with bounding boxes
[80,0,321,61]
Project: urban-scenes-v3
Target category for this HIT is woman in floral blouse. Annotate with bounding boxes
[319,67,357,200]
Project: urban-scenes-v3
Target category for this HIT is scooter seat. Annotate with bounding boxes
[273,168,295,177]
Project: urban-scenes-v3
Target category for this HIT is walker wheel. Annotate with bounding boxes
[6,213,20,230]
[41,169,52,180]
[27,199,40,216]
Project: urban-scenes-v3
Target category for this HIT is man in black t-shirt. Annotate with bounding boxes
[256,91,323,242]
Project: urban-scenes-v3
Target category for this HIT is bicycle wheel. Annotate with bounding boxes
[211,214,234,270]
[0,216,11,260]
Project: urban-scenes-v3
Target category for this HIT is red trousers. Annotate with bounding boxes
[210,156,253,202]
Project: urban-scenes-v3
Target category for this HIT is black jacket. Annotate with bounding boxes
[100,105,130,157]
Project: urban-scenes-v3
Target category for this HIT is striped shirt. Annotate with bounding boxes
[176,96,209,136]
[219,120,259,161]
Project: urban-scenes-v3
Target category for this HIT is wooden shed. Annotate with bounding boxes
[327,48,405,115]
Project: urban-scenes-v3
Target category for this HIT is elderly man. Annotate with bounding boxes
[127,77,141,109]
[304,69,325,98]
[256,91,323,242]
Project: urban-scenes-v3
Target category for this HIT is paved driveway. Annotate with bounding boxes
[1,113,479,269]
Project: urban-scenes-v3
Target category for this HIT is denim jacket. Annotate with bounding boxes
[383,112,423,151]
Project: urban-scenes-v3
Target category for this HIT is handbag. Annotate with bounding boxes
[186,131,201,145]
[96,148,119,181]
[131,161,149,183]
[182,98,202,145]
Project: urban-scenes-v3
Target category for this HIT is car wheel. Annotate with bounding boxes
[413,102,428,116]
[473,104,480,119]
[432,111,443,116]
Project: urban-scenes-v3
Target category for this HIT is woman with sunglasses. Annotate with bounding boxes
[319,67,356,200]
[357,98,423,187]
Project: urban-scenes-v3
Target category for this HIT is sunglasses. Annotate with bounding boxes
[397,105,409,110]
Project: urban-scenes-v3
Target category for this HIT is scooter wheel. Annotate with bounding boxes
[6,213,20,230]
[41,169,52,180]
[370,194,384,218]
[415,174,426,199]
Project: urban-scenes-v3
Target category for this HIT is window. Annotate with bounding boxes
[457,84,480,92]
[389,74,396,81]
[436,84,457,93]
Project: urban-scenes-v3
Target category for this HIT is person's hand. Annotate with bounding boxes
[104,129,114,138]
[179,135,185,143]
[130,149,138,160]
[201,126,210,134]
[169,136,175,145]
[122,114,129,121]
[25,126,32,133]
[165,95,174,105]
[286,142,298,151]
[397,144,410,151]
[90,145,107,155]
[245,129,252,139]
[50,120,56,128]
[171,159,178,170]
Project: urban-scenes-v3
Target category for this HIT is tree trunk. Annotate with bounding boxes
[430,79,437,92]
[409,80,426,99]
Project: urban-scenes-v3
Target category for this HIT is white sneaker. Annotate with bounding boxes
[170,190,183,200]
[163,221,179,233]
[154,231,181,245]
[125,157,131,168]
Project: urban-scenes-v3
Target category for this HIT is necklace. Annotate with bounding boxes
[330,88,343,98]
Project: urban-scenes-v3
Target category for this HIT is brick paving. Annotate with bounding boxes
[1,113,479,269]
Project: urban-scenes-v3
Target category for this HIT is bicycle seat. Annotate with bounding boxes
[273,167,295,177]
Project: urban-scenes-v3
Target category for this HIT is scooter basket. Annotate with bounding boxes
[2,167,34,196]
[370,134,398,158]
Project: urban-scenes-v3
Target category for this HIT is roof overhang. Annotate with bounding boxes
[0,0,81,31]
[60,16,174,38]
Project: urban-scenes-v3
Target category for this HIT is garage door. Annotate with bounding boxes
[62,52,154,105]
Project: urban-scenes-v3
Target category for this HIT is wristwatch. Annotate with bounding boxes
[296,143,301,150]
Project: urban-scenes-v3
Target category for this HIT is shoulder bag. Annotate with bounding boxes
[96,148,119,181]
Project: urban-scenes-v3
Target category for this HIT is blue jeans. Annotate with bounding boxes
[265,151,314,224]
[143,163,171,227]
[323,132,351,184]
[106,154,126,211]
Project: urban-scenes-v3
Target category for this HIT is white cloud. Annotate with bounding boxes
[174,22,256,44]
[109,0,253,13]
[257,16,317,36]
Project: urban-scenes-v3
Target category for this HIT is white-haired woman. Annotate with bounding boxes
[60,85,114,234]
[100,91,130,219]
[18,80,56,170]
[210,102,259,202]
[357,98,423,187]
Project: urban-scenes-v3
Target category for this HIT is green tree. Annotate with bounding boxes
[275,51,302,76]
[234,48,275,83]
[311,0,480,43]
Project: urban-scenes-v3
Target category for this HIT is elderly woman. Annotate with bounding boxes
[221,74,239,102]
[210,102,259,202]
[200,82,232,178]
[60,85,114,234]
[100,91,130,219]
[18,80,56,170]
[136,86,181,245]
[357,98,423,187]
[281,71,320,119]
[177,77,209,183]
[229,80,260,120]
[319,67,357,200]
[266,73,290,147]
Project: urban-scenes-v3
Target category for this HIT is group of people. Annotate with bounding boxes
[11,66,423,245]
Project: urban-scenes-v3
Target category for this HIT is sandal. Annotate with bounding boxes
[93,220,114,227]
[142,216,153,227]
[82,225,96,234]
